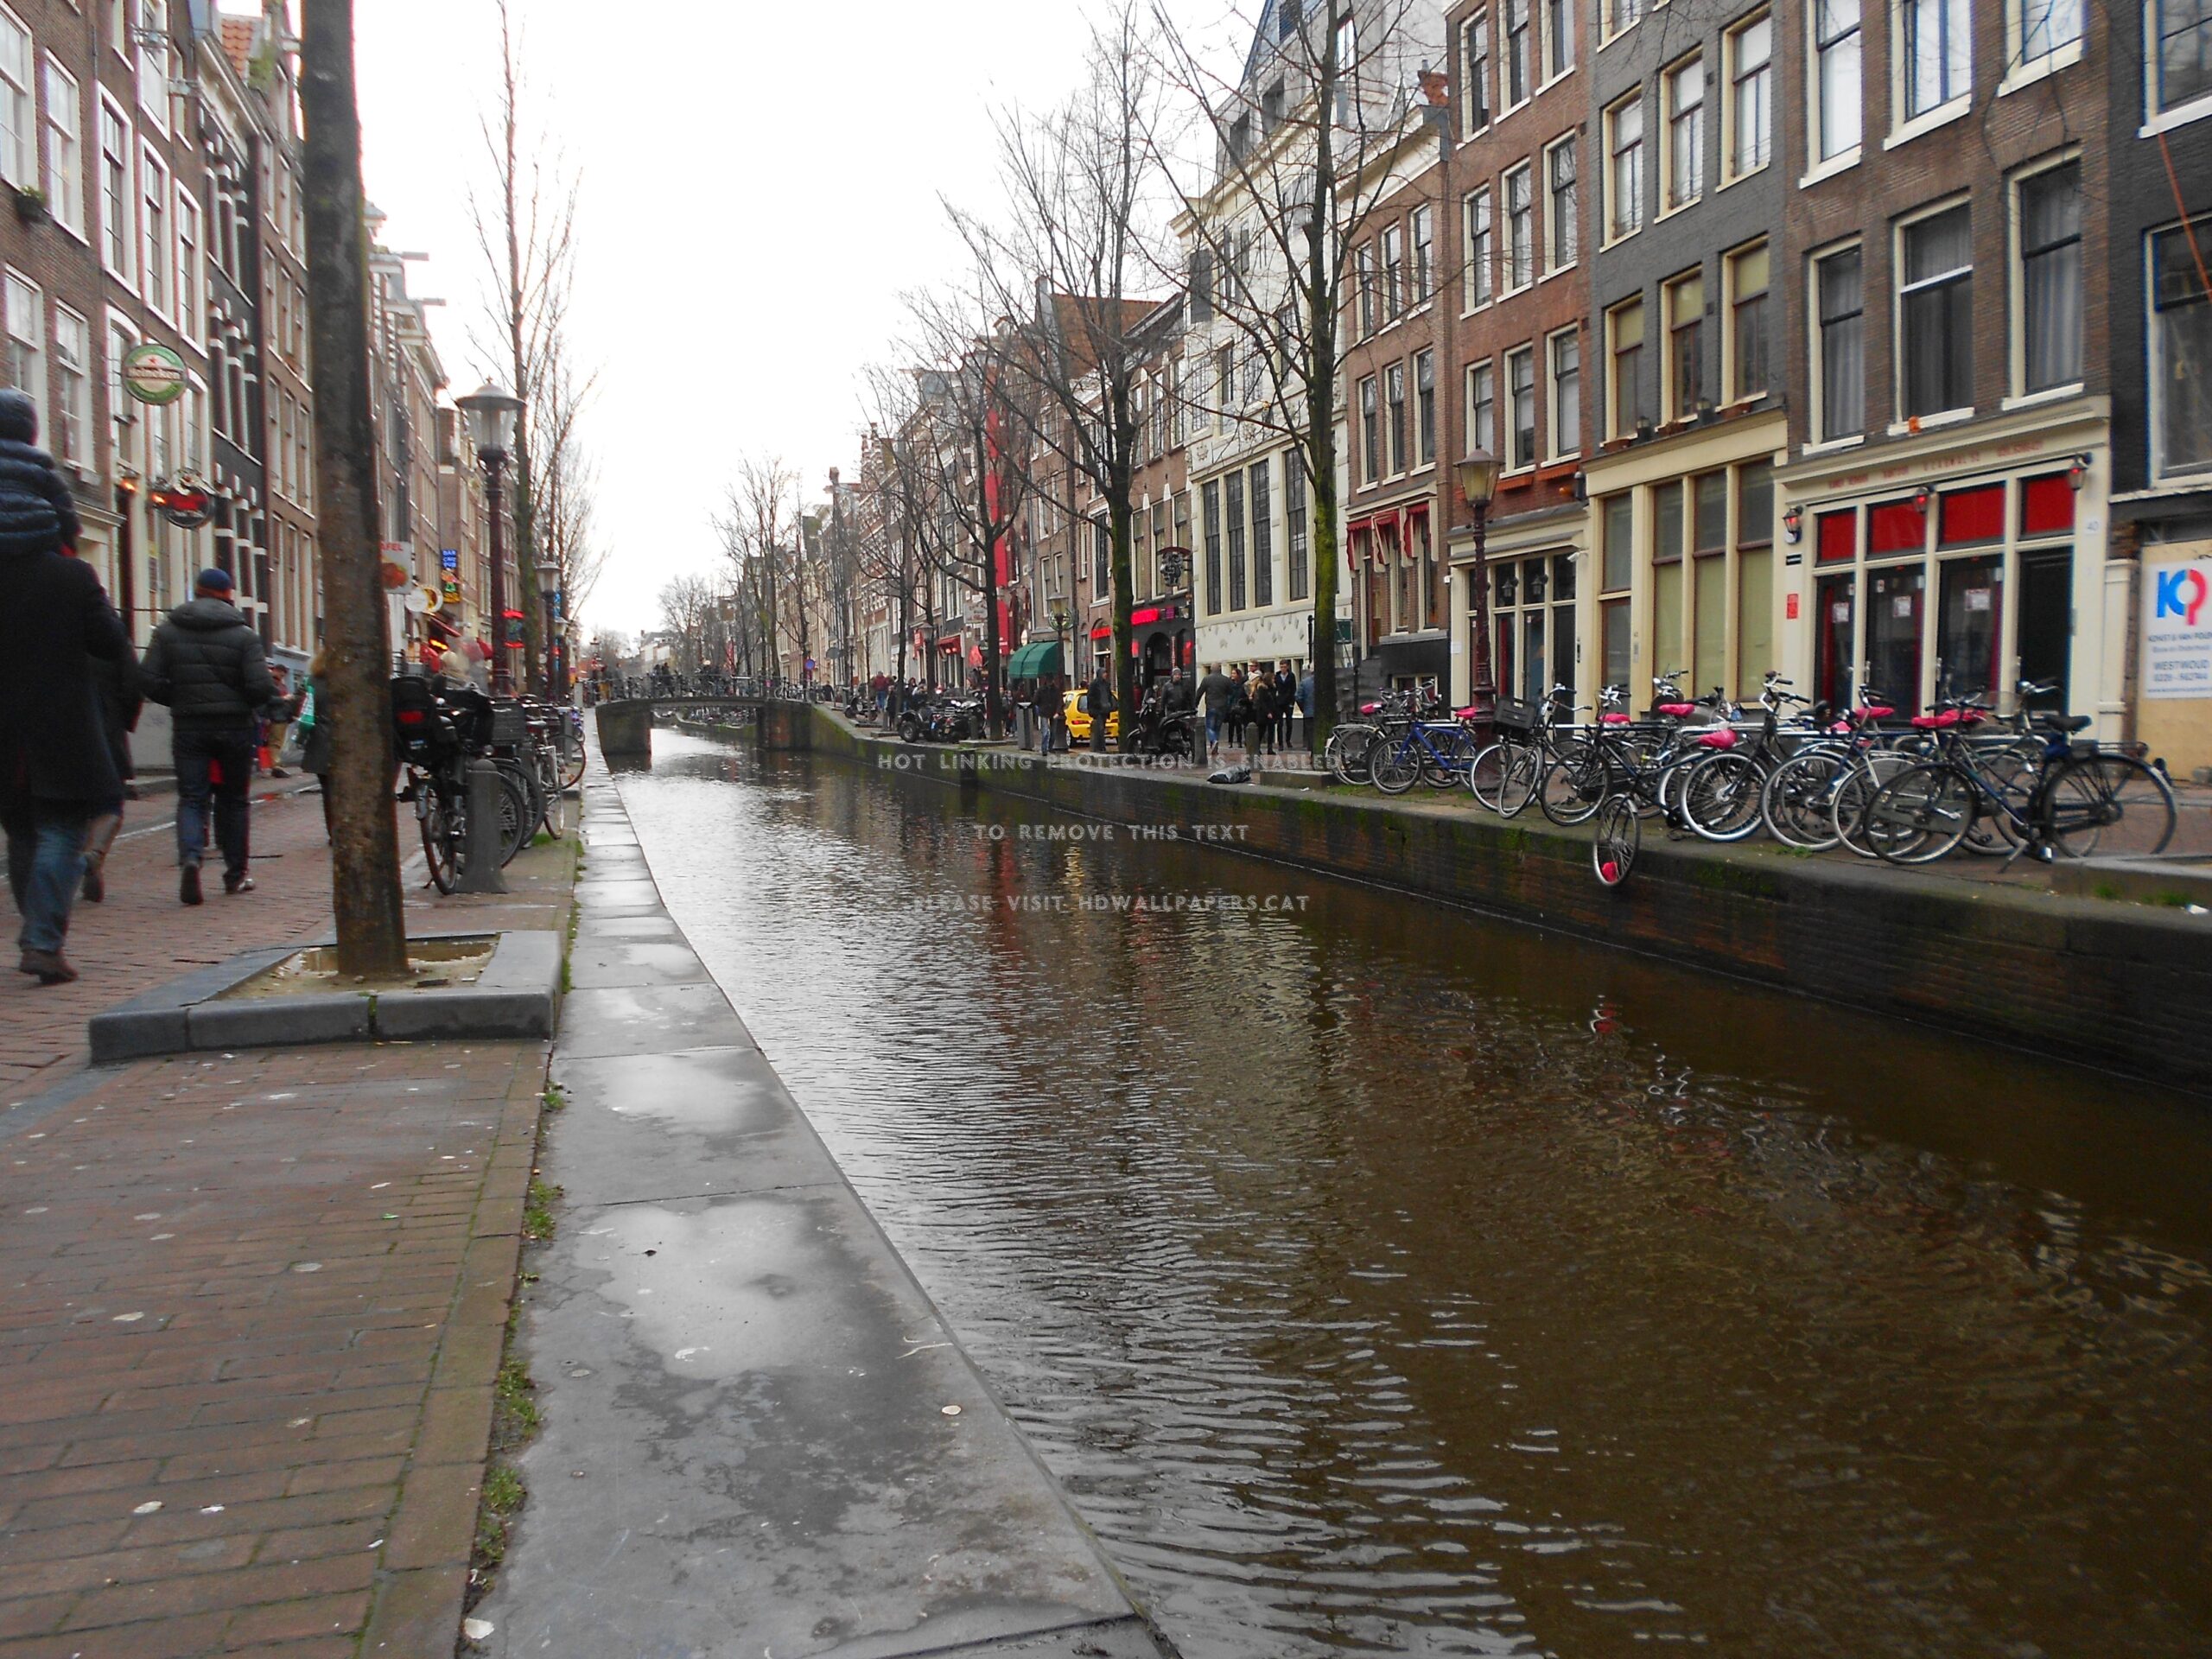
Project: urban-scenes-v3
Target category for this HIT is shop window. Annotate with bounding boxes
[1737,461,1775,696]
[1938,484,2004,546]
[1816,574,1856,708]
[1693,544,1728,696]
[1937,555,2004,702]
[1600,494,1634,688]
[1693,472,1728,552]
[1816,508,1857,563]
[2019,470,2075,536]
[1653,480,1685,563]
[1652,480,1686,680]
[1868,496,1927,556]
[1868,565,1925,708]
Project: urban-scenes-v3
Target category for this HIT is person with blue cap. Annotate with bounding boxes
[141,563,281,904]
[0,387,128,983]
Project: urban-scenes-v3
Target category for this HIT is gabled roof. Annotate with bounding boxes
[219,16,254,77]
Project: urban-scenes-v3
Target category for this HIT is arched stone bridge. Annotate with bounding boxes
[592,696,820,763]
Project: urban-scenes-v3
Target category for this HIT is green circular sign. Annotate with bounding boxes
[120,342,188,406]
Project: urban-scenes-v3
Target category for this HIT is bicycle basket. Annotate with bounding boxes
[1492,695,1541,733]
[389,676,459,761]
[486,702,530,746]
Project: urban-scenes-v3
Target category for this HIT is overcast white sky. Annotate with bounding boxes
[350,0,1237,642]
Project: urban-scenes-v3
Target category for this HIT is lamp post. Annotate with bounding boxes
[1456,447,1503,724]
[457,381,524,693]
[536,557,561,703]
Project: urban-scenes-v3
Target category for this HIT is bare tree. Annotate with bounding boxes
[1147,0,1443,733]
[901,279,1046,734]
[860,374,964,703]
[656,573,716,679]
[957,3,1168,745]
[468,0,595,695]
[714,456,803,684]
[300,0,406,976]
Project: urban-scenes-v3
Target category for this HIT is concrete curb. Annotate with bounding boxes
[86,928,563,1063]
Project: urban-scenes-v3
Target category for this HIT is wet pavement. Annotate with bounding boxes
[605,728,2212,1659]
[473,777,1164,1659]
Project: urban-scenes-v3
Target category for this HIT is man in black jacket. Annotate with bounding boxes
[1086,667,1115,753]
[142,568,279,905]
[0,390,128,983]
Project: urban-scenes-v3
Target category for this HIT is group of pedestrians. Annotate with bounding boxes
[0,390,296,986]
[1196,661,1311,760]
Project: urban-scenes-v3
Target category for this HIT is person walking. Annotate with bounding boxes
[1273,663,1297,753]
[1087,665,1115,753]
[141,567,281,905]
[0,389,129,982]
[79,637,143,904]
[1198,663,1237,760]
[296,648,334,840]
[1297,664,1315,753]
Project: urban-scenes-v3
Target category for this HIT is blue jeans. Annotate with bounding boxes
[1205,710,1224,751]
[173,728,255,875]
[4,808,88,954]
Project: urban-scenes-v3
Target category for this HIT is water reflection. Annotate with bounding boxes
[617,730,2212,1659]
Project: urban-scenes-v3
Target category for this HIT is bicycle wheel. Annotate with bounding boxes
[418,784,460,894]
[1540,739,1608,826]
[1467,741,1508,810]
[1762,749,1846,850]
[1370,738,1421,795]
[1325,725,1375,785]
[1831,750,1915,859]
[1421,728,1471,789]
[495,765,535,866]
[1960,741,2038,855]
[538,753,569,839]
[1593,793,1639,887]
[2040,753,2178,859]
[1866,764,1977,865]
[1497,747,1542,818]
[1681,753,1767,842]
[561,736,587,791]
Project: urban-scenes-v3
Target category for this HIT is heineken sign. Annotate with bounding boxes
[120,343,188,406]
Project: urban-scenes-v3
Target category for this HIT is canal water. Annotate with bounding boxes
[617,729,2212,1659]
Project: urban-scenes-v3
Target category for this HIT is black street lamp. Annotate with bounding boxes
[1456,447,1503,722]
[457,381,524,693]
[536,556,562,704]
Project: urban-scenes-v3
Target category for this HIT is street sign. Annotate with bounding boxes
[120,343,187,406]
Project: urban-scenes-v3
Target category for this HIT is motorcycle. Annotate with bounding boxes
[1131,696,1198,760]
[898,696,984,743]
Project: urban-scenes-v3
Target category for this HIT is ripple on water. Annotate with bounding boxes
[613,734,2212,1659]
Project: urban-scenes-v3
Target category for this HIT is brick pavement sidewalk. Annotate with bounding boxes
[0,786,342,1101]
[0,806,579,1657]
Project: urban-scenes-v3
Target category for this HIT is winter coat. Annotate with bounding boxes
[0,443,128,809]
[1198,671,1237,714]
[0,397,80,558]
[91,645,143,785]
[141,597,280,734]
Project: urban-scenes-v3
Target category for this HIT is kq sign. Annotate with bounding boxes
[2143,557,2212,700]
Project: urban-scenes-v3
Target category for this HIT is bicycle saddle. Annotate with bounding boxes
[1694,728,1739,749]
[2033,713,2094,734]
[1656,702,1697,718]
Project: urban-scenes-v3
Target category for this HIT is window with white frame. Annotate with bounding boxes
[1356,243,1377,336]
[1542,0,1574,79]
[1814,0,1863,161]
[1466,359,1497,458]
[1545,135,1578,271]
[53,305,88,464]
[1605,0,1645,39]
[1726,12,1771,178]
[106,319,135,470]
[1898,203,1973,416]
[1901,0,1970,122]
[1359,373,1380,482]
[1665,56,1705,210]
[0,6,29,188]
[1411,205,1433,303]
[2016,161,2082,394]
[1607,296,1644,438]
[1416,347,1436,466]
[1606,93,1644,239]
[2150,216,2212,479]
[1726,240,1770,401]
[1548,328,1580,458]
[41,59,85,234]
[1665,268,1705,420]
[1381,222,1405,321]
[175,194,200,340]
[1503,0,1531,108]
[137,0,171,129]
[99,100,130,277]
[1463,10,1491,134]
[141,149,168,314]
[1385,359,1408,474]
[2152,0,2212,116]
[4,270,41,409]
[1465,188,1494,308]
[1503,162,1534,289]
[2017,0,2083,70]
[1506,344,1536,469]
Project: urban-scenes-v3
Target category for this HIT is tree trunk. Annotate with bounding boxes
[299,0,407,977]
[1306,50,1342,747]
[1109,461,1136,752]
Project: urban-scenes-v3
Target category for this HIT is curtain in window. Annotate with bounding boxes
[1819,250,1864,436]
[2021,166,2082,392]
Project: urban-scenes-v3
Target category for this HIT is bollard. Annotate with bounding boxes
[455,759,509,894]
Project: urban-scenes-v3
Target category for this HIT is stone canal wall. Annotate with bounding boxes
[785,709,2211,1094]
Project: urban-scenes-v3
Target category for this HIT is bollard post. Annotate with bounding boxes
[455,760,509,894]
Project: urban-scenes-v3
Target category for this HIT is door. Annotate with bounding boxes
[2016,548,2072,710]
[1816,572,1855,710]
[1866,564,1924,710]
